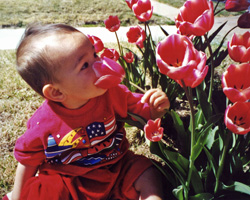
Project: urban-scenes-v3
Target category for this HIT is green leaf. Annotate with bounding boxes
[127,112,147,126]
[170,110,190,154]
[203,147,218,177]
[196,83,212,120]
[158,142,204,194]
[189,193,214,200]
[221,181,250,196]
[173,185,185,200]
[151,159,178,188]
[159,25,169,36]
[150,142,187,187]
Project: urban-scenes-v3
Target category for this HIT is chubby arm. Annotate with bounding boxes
[11,163,38,200]
[141,88,170,120]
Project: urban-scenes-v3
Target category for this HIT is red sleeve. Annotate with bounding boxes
[108,84,151,120]
[14,107,47,166]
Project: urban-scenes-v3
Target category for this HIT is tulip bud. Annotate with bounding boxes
[238,11,250,28]
[225,0,250,12]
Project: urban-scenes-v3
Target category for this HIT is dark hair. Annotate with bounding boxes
[16,23,81,97]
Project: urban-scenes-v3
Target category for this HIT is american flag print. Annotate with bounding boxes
[86,116,117,146]
[45,115,123,166]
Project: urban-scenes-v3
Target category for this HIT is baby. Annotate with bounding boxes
[6,23,170,200]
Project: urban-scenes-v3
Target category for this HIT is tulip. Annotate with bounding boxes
[123,52,134,63]
[93,57,125,89]
[156,34,208,88]
[225,101,250,135]
[100,48,120,62]
[144,118,163,142]
[87,35,104,53]
[238,11,250,28]
[132,0,153,22]
[126,26,146,48]
[222,63,250,103]
[225,0,250,12]
[175,0,214,36]
[125,0,138,9]
[104,15,120,32]
[228,32,250,63]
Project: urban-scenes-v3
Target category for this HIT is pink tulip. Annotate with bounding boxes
[175,0,214,36]
[100,48,120,62]
[87,35,104,53]
[123,52,134,63]
[132,0,153,22]
[126,26,146,48]
[156,34,208,88]
[93,57,125,89]
[222,63,250,103]
[144,118,163,142]
[225,101,250,135]
[225,0,250,12]
[228,32,250,63]
[238,11,250,28]
[104,15,120,32]
[125,0,138,9]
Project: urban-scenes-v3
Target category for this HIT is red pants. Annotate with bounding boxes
[21,151,153,200]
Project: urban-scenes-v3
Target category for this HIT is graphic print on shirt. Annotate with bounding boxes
[45,116,124,165]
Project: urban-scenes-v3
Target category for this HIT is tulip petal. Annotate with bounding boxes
[175,0,214,36]
[93,57,125,89]
[225,102,250,135]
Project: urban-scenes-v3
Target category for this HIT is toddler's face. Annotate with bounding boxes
[43,32,107,109]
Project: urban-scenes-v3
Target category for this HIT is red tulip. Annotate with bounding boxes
[132,0,153,22]
[126,26,146,48]
[125,0,138,9]
[87,35,104,53]
[228,32,250,63]
[144,118,163,142]
[156,34,208,88]
[93,57,125,89]
[225,101,250,135]
[238,11,250,28]
[175,0,214,36]
[222,63,250,103]
[100,48,120,62]
[104,15,120,32]
[123,52,134,63]
[225,0,250,12]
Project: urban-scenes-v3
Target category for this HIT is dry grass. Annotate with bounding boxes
[0,50,43,197]
[0,0,172,28]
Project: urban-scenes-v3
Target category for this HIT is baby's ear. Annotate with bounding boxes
[42,84,65,102]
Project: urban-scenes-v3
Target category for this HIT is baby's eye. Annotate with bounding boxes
[94,52,98,58]
[81,62,89,70]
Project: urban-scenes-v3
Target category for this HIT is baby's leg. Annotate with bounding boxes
[134,166,164,200]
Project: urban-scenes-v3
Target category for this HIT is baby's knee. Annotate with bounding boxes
[134,166,163,200]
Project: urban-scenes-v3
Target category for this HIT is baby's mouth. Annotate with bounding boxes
[93,57,125,89]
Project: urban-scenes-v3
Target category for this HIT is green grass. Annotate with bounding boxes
[0,0,172,28]
[0,50,44,197]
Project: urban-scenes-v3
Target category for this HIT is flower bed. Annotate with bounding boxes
[88,0,250,199]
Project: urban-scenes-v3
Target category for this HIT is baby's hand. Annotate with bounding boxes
[141,88,170,119]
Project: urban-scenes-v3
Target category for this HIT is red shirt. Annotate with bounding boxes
[14,85,150,168]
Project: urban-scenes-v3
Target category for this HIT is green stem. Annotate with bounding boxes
[124,78,146,93]
[214,133,231,194]
[182,81,195,199]
[204,34,214,103]
[146,23,156,52]
[115,31,123,56]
